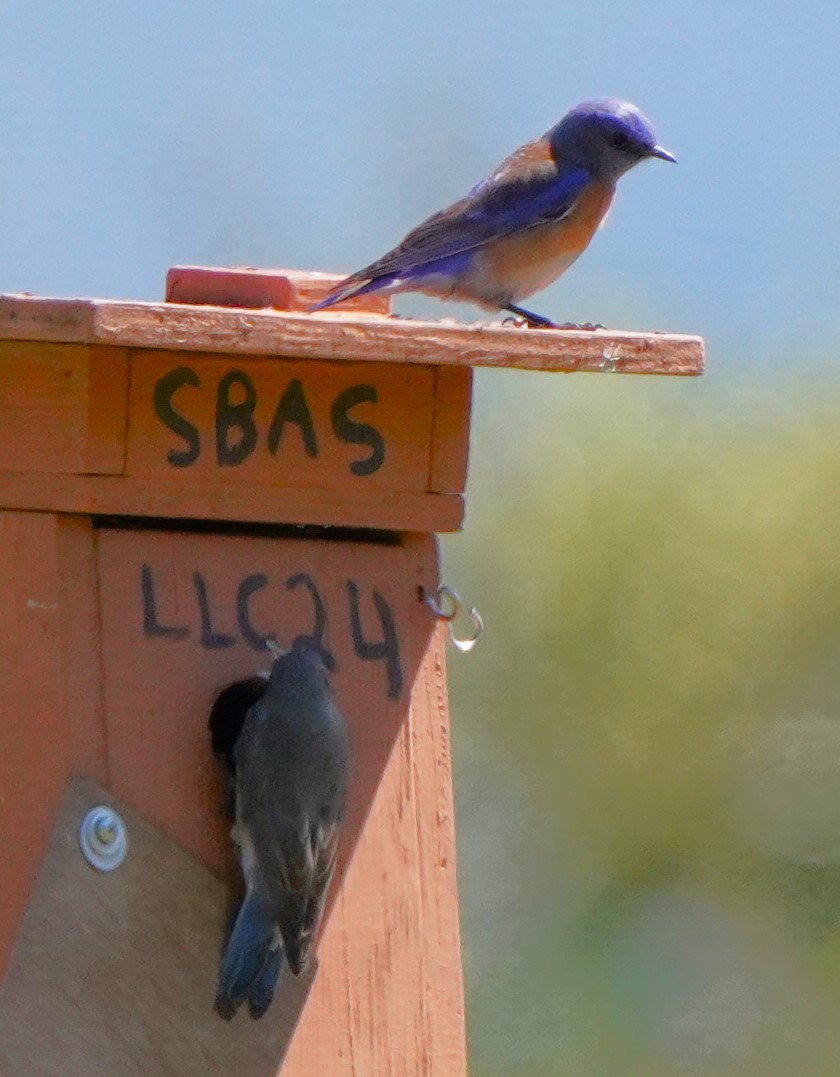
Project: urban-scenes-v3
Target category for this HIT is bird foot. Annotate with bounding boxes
[502,314,559,330]
[502,304,557,329]
[502,316,605,332]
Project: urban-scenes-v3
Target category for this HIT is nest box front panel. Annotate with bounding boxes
[126,351,436,492]
[0,342,127,476]
[94,526,465,1072]
[97,527,434,865]
[0,339,470,531]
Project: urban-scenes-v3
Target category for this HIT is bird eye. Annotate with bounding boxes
[609,131,632,151]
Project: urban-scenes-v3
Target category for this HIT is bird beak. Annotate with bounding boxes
[651,145,677,163]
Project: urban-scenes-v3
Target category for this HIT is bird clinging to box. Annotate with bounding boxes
[215,637,349,1020]
[312,99,675,328]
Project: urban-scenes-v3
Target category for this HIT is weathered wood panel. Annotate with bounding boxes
[166,265,392,316]
[0,512,68,981]
[94,527,465,1073]
[0,778,301,1075]
[0,293,706,375]
[429,366,472,495]
[126,351,437,493]
[0,470,464,532]
[0,342,127,475]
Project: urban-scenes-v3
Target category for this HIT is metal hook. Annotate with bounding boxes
[449,605,484,653]
[422,586,484,652]
[423,585,460,622]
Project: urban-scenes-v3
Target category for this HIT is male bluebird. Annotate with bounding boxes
[215,638,349,1020]
[312,99,675,328]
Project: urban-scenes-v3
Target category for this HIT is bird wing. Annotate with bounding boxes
[269,814,339,900]
[347,145,593,282]
[264,813,341,974]
[308,816,341,912]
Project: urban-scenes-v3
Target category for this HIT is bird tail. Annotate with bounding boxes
[309,274,390,313]
[215,889,285,1020]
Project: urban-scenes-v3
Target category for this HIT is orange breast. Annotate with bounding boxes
[481,181,615,301]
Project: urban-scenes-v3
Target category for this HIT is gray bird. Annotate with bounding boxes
[215,638,349,1020]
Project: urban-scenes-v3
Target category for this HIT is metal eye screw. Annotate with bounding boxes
[423,585,460,622]
[422,585,484,653]
[79,806,128,872]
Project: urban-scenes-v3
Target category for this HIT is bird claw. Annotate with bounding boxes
[502,314,605,334]
[502,314,558,330]
[264,636,287,659]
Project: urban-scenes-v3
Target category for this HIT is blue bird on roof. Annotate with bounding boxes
[312,99,675,328]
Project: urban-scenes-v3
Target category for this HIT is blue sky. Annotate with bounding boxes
[2,1,839,365]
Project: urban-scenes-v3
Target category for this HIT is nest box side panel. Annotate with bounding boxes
[95,528,465,1074]
[0,511,69,981]
[0,341,127,475]
[281,626,467,1076]
[429,365,472,495]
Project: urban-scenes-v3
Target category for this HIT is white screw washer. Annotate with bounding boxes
[79,806,128,871]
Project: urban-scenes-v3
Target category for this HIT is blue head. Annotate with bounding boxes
[548,99,675,181]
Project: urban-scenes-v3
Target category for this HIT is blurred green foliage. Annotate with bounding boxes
[445,365,840,1075]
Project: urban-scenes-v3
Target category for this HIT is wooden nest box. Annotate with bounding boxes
[0,267,704,1075]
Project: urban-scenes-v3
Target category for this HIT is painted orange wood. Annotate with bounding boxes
[409,637,466,1065]
[0,294,705,375]
[56,517,109,782]
[167,266,295,310]
[0,335,470,528]
[95,527,466,1073]
[82,345,129,473]
[279,268,391,315]
[126,350,437,493]
[0,342,127,475]
[0,512,69,981]
[166,265,392,316]
[1,778,304,1075]
[429,366,472,495]
[96,527,433,870]
[281,626,467,1076]
[0,470,464,532]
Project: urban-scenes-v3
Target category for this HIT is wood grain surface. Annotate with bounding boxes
[0,293,705,375]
